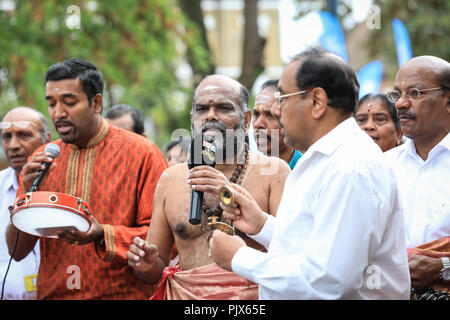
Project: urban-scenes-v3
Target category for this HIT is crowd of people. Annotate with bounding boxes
[0,47,449,300]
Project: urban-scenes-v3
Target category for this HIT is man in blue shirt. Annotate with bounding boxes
[252,79,302,169]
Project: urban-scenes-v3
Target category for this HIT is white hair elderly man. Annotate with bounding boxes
[0,106,51,300]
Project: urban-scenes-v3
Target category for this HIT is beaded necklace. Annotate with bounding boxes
[200,143,250,239]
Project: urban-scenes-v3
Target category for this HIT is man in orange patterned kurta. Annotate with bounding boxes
[6,59,167,299]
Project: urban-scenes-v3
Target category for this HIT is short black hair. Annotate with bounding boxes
[291,47,360,115]
[356,93,400,129]
[260,79,279,92]
[45,58,104,107]
[105,104,145,135]
[165,136,190,156]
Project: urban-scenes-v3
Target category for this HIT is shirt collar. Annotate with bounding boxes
[4,166,19,192]
[307,117,359,156]
[438,132,450,150]
[405,132,450,160]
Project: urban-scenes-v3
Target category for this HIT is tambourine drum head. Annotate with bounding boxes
[12,207,90,238]
[11,192,92,238]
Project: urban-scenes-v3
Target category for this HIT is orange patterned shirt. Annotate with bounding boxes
[18,119,167,299]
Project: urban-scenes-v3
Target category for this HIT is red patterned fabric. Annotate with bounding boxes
[150,263,258,300]
[17,121,167,299]
[407,237,450,292]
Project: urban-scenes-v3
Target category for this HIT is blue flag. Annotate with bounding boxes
[318,11,348,62]
[357,61,383,99]
[392,18,413,67]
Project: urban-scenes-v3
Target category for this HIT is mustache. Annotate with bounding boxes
[254,129,271,141]
[200,121,227,135]
[54,119,74,127]
[397,109,416,120]
[277,118,284,129]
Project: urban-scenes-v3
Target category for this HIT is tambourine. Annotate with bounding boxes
[10,192,92,238]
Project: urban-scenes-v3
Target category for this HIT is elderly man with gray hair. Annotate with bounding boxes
[0,106,51,300]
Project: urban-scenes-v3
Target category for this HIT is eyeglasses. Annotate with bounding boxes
[0,121,39,130]
[386,87,442,103]
[273,90,309,105]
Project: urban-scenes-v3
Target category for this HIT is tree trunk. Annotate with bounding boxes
[238,0,266,91]
[178,0,216,84]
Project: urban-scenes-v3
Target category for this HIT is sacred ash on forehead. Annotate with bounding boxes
[201,85,222,91]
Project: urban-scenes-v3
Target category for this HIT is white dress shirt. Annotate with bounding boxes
[232,118,410,300]
[384,133,450,248]
[0,167,40,300]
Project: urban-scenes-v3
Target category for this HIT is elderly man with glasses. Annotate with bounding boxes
[0,107,51,300]
[384,55,450,299]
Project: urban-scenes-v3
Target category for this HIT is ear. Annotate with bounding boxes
[44,131,52,143]
[92,94,103,114]
[243,109,252,133]
[310,88,328,120]
[445,90,450,114]
[396,127,403,145]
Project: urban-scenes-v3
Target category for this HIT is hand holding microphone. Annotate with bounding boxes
[22,143,60,192]
[187,134,217,225]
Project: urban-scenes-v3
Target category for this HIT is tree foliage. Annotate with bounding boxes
[369,0,450,76]
[0,0,211,146]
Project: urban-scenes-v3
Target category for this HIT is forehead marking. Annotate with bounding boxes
[201,85,221,91]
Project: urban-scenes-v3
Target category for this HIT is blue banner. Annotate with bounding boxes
[318,11,348,62]
[357,60,383,99]
[392,18,413,67]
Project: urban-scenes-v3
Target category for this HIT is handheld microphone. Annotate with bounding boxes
[187,134,216,225]
[30,143,60,192]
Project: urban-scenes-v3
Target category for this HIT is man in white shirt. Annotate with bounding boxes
[209,47,411,299]
[384,55,450,295]
[0,107,51,299]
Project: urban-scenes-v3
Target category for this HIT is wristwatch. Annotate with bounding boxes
[440,257,450,281]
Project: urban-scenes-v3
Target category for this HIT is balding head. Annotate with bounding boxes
[1,106,52,175]
[399,56,450,90]
[402,55,449,70]
[192,74,249,116]
[2,107,51,144]
[3,106,41,123]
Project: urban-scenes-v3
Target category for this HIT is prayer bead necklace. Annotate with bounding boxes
[200,143,250,240]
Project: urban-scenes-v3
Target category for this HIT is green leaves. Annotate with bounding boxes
[0,0,210,146]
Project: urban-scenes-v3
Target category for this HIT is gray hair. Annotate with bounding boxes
[37,112,51,143]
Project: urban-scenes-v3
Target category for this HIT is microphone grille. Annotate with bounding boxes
[44,143,60,158]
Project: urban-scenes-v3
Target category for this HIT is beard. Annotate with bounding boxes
[191,119,246,164]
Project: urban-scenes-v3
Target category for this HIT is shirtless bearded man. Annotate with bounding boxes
[127,74,290,299]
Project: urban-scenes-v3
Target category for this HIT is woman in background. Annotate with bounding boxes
[355,93,403,152]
